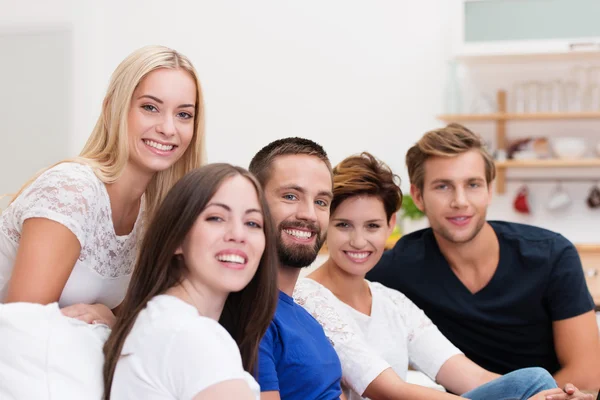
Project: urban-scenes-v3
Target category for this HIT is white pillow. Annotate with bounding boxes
[0,302,109,400]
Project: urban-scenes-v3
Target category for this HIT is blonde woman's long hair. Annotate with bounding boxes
[9,45,206,220]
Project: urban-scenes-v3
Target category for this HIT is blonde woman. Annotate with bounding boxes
[0,45,205,399]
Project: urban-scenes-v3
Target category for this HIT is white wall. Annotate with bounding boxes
[0,30,71,196]
[99,0,453,182]
[1,0,107,157]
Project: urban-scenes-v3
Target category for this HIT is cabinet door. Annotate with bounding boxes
[453,0,600,59]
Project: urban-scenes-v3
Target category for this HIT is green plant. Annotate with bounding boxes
[400,194,425,220]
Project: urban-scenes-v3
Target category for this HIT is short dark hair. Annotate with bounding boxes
[249,137,332,187]
[332,152,402,221]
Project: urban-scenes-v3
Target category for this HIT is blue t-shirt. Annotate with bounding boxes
[366,221,595,375]
[257,290,343,400]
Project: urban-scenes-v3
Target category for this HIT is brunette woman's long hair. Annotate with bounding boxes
[102,163,278,398]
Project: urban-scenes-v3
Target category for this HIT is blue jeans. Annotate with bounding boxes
[462,367,557,400]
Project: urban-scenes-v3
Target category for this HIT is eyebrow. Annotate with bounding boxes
[280,185,333,200]
[332,218,385,223]
[138,94,195,109]
[206,202,262,215]
[429,179,452,185]
[430,177,485,185]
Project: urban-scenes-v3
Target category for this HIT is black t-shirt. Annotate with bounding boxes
[366,221,595,375]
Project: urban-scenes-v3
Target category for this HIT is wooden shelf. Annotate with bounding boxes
[437,90,600,194]
[495,158,600,193]
[438,111,600,123]
[496,159,600,168]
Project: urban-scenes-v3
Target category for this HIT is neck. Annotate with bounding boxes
[435,222,498,272]
[278,264,303,296]
[312,258,369,305]
[169,278,227,321]
[105,163,153,223]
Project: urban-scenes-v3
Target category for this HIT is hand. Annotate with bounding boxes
[527,384,594,400]
[559,383,594,400]
[61,303,116,328]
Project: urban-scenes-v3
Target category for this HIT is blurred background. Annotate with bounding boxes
[1,0,600,251]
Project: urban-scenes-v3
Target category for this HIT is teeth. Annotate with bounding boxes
[452,217,467,221]
[284,229,312,239]
[144,139,174,151]
[346,252,370,259]
[216,254,245,264]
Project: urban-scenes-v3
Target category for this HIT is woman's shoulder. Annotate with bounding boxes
[126,295,236,353]
[367,280,412,305]
[42,162,102,187]
[294,276,322,292]
[294,277,337,303]
[5,162,107,229]
[24,162,104,200]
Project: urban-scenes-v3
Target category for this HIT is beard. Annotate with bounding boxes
[277,220,326,268]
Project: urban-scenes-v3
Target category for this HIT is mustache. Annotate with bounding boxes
[279,220,320,235]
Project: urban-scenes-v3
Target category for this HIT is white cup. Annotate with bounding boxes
[547,184,572,211]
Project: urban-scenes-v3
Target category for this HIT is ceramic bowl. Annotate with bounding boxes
[551,137,586,159]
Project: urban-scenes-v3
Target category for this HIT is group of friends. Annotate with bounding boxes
[0,45,599,400]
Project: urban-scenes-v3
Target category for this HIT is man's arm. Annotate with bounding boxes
[260,391,280,400]
[545,240,600,390]
[552,311,600,390]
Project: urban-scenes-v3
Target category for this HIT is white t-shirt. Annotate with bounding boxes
[293,278,462,400]
[111,295,260,400]
[0,162,143,308]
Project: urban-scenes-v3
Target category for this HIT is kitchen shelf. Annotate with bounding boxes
[437,90,600,194]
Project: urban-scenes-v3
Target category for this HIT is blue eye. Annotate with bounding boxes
[246,221,262,229]
[315,199,328,207]
[206,216,224,222]
[283,194,298,201]
[177,112,193,120]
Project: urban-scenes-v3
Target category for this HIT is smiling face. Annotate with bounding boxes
[176,175,266,295]
[127,67,197,176]
[327,195,394,277]
[263,154,333,268]
[412,150,492,244]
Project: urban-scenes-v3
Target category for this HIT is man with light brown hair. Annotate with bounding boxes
[367,123,600,390]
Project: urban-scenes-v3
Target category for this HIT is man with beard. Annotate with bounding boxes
[367,123,600,391]
[249,138,345,400]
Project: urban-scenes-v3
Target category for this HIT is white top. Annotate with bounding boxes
[293,278,462,400]
[0,162,143,308]
[111,295,260,400]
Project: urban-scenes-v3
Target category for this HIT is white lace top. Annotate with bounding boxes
[0,162,144,308]
[293,278,462,400]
